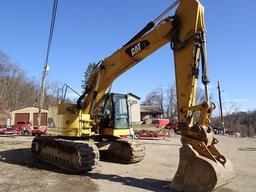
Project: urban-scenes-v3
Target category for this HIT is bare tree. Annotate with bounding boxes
[0,100,10,125]
[251,110,256,136]
[144,90,162,106]
[0,51,60,112]
[166,84,177,117]
[44,80,61,107]
[223,102,241,130]
[159,87,164,115]
[0,52,27,110]
[143,84,210,119]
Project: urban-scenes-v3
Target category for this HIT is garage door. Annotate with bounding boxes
[15,113,29,124]
[33,113,47,127]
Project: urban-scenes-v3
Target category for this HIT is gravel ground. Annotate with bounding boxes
[0,135,255,192]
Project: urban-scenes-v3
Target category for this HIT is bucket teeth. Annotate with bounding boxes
[170,144,234,192]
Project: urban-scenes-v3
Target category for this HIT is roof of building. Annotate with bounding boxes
[127,92,141,100]
[11,106,48,113]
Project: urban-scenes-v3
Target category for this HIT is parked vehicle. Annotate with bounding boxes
[0,127,6,134]
[12,121,32,135]
[212,127,224,135]
[0,127,24,135]
[31,128,47,136]
[225,130,241,138]
[0,121,47,136]
[165,118,179,133]
[152,119,170,127]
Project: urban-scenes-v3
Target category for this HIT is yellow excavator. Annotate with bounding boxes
[32,0,234,191]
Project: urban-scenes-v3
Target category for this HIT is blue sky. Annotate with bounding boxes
[0,0,256,114]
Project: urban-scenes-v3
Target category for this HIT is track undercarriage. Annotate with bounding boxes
[31,135,145,173]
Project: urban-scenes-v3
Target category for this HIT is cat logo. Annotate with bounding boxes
[131,43,141,56]
[125,40,150,57]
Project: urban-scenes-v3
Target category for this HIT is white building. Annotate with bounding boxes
[127,93,141,125]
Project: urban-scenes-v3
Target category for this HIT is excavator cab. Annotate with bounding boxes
[99,93,130,137]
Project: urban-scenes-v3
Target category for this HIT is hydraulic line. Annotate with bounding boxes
[125,0,180,46]
[153,0,180,24]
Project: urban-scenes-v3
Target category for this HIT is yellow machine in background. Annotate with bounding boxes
[32,0,234,191]
[47,103,92,136]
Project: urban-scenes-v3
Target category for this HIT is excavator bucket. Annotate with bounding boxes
[170,144,234,192]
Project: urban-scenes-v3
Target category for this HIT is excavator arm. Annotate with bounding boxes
[80,0,214,150]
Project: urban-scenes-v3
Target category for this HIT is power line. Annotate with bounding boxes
[45,0,58,66]
[38,0,59,128]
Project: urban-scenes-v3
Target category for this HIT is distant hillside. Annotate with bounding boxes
[0,51,59,124]
[212,111,256,137]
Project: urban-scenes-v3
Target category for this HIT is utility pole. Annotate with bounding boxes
[217,81,225,134]
[38,0,58,129]
[37,64,49,129]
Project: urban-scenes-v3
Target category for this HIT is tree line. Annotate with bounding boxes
[211,110,256,137]
[0,51,60,124]
[143,85,206,118]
